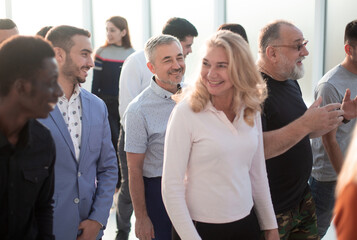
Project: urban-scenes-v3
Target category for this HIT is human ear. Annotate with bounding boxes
[121,29,127,37]
[345,44,352,56]
[54,47,66,64]
[147,62,155,74]
[14,79,32,96]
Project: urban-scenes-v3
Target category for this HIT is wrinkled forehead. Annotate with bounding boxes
[279,24,304,44]
[154,41,182,59]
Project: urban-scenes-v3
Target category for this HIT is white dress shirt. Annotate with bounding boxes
[118,50,152,128]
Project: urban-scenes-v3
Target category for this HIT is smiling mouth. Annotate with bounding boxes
[208,80,223,85]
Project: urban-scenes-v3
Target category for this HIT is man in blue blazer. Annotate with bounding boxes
[39,25,118,240]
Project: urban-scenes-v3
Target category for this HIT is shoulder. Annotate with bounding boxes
[175,98,193,113]
[125,50,145,65]
[95,47,105,56]
[318,65,341,83]
[170,98,195,121]
[81,88,106,108]
[30,119,56,149]
[31,119,53,138]
[125,87,150,113]
[125,47,135,55]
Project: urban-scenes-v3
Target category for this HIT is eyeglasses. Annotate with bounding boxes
[272,40,308,51]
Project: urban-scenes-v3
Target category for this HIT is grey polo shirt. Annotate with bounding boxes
[124,78,177,178]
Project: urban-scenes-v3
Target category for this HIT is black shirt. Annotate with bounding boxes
[261,73,312,214]
[0,119,56,240]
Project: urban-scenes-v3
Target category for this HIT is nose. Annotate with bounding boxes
[88,56,94,68]
[172,59,181,69]
[188,47,192,54]
[301,45,309,56]
[207,67,217,78]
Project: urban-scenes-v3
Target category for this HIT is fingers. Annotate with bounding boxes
[78,221,85,229]
[343,88,351,102]
[136,228,154,240]
[309,96,322,108]
[322,103,342,112]
[151,228,155,239]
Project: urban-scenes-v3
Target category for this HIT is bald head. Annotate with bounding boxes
[0,19,19,44]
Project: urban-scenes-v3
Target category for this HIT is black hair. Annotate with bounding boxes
[345,20,357,44]
[36,26,53,38]
[218,23,248,43]
[162,17,198,41]
[46,25,90,53]
[0,36,55,97]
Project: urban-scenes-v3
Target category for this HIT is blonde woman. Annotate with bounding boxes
[162,30,278,240]
[334,124,357,240]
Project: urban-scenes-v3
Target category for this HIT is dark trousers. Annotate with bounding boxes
[116,127,133,240]
[98,94,121,188]
[172,208,260,240]
[144,177,172,240]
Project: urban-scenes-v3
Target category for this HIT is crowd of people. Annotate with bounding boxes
[1,15,357,240]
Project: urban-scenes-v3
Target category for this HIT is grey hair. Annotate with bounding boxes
[144,34,182,63]
[258,20,294,55]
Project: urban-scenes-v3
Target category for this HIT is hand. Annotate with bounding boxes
[264,229,280,240]
[302,96,343,133]
[77,219,102,240]
[341,88,357,120]
[135,215,155,240]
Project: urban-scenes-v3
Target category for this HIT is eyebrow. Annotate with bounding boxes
[202,58,228,64]
[81,49,93,54]
[162,53,183,61]
[293,38,305,43]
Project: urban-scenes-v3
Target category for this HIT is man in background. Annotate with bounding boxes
[116,17,197,240]
[125,34,185,240]
[310,19,357,238]
[0,18,18,44]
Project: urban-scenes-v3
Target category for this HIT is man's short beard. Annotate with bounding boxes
[158,78,179,86]
[278,53,305,80]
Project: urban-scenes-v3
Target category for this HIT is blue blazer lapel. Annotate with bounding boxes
[79,91,90,164]
[50,106,76,159]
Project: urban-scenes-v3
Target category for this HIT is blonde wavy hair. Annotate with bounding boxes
[336,124,357,196]
[176,30,266,126]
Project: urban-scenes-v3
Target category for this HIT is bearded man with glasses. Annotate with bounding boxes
[256,20,356,240]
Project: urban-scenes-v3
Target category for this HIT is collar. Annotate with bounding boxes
[203,100,219,113]
[150,76,179,100]
[0,120,32,149]
[59,84,81,103]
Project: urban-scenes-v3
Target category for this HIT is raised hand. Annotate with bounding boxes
[341,88,357,120]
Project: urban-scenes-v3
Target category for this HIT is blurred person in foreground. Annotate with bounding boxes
[334,123,357,240]
[0,36,63,239]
